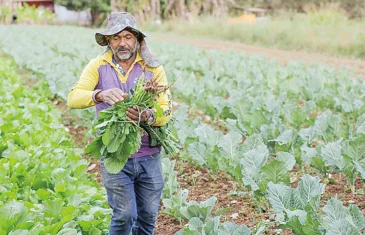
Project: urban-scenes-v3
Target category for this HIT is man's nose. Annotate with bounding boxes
[119,37,127,46]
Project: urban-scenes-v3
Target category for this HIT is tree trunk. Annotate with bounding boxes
[111,0,126,12]
[187,0,203,17]
[151,0,156,20]
[156,0,161,19]
[176,0,186,19]
[165,0,176,18]
[201,0,212,15]
[212,0,228,17]
[110,0,117,12]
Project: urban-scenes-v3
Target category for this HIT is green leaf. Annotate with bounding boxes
[43,200,63,221]
[354,162,365,180]
[198,197,216,222]
[293,175,324,211]
[310,157,327,175]
[8,230,29,235]
[105,125,120,153]
[77,217,103,232]
[280,215,307,235]
[314,110,331,142]
[321,141,346,170]
[61,206,76,218]
[348,204,365,231]
[299,127,316,145]
[251,110,269,129]
[241,144,269,191]
[241,167,261,191]
[215,207,231,217]
[188,142,207,166]
[0,201,31,232]
[240,133,264,152]
[188,217,204,230]
[322,198,363,234]
[266,182,292,212]
[28,224,44,235]
[85,136,103,158]
[274,129,294,145]
[218,131,242,160]
[36,188,51,201]
[241,144,269,172]
[343,162,356,186]
[261,160,290,192]
[94,120,109,129]
[204,216,220,234]
[101,128,111,146]
[56,228,78,235]
[285,209,307,224]
[322,198,346,228]
[42,215,73,235]
[302,212,321,235]
[88,227,102,235]
[343,135,365,161]
[194,124,223,148]
[276,152,296,171]
[104,155,128,174]
[325,220,358,235]
[219,222,251,235]
[300,147,317,165]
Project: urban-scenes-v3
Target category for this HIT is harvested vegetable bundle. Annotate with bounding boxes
[85,76,179,174]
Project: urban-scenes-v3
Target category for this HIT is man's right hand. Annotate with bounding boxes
[95,88,128,105]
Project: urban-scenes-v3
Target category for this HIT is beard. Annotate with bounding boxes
[112,41,139,61]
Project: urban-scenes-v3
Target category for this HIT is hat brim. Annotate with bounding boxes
[95,26,147,46]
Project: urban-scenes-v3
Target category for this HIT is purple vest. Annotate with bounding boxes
[95,62,160,158]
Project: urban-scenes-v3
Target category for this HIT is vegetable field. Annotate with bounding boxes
[1,25,365,234]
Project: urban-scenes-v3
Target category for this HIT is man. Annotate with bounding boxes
[67,12,172,235]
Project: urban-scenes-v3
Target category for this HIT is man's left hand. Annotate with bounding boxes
[126,106,151,123]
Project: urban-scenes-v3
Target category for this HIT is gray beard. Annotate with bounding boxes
[112,42,139,61]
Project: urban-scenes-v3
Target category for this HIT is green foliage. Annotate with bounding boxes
[162,189,189,221]
[2,25,365,234]
[266,175,365,234]
[55,0,110,25]
[86,77,178,174]
[0,6,11,23]
[175,217,253,235]
[16,3,54,24]
[163,191,218,222]
[161,157,179,198]
[0,57,110,233]
[322,198,365,234]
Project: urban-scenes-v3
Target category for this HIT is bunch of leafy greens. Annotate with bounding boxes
[86,76,178,174]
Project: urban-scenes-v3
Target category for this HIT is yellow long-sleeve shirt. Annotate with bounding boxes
[67,49,172,126]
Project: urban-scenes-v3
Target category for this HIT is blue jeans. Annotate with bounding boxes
[101,153,164,235]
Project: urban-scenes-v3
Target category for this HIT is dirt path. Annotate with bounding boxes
[151,33,365,78]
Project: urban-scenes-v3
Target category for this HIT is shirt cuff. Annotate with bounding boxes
[92,89,102,104]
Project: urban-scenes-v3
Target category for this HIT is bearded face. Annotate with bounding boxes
[108,30,139,62]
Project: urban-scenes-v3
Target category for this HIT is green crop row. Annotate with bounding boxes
[0,57,111,234]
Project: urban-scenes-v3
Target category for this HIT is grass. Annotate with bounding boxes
[141,12,365,60]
